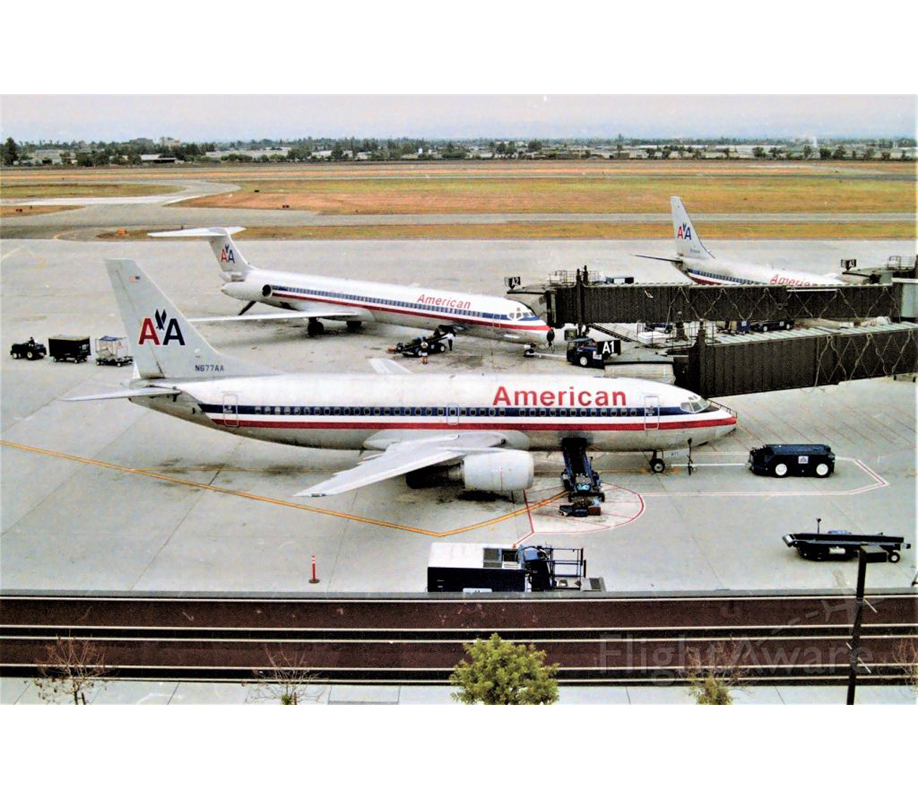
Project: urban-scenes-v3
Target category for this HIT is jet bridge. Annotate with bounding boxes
[508,267,908,328]
[672,322,918,398]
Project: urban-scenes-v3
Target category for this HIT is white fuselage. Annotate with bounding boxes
[135,373,737,454]
[221,268,553,345]
[680,257,845,288]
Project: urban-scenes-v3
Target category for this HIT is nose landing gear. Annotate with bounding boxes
[649,451,666,474]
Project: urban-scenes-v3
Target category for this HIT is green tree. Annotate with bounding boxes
[819,147,832,160]
[450,633,559,705]
[832,146,847,160]
[752,146,766,158]
[527,139,542,152]
[2,136,19,165]
[803,144,813,159]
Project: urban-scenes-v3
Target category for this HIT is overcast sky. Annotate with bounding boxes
[2,95,915,142]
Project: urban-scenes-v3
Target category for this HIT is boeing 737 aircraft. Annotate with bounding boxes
[66,260,737,497]
[639,197,845,288]
[150,227,554,348]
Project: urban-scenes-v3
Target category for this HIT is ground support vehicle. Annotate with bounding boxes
[748,444,835,478]
[783,531,909,562]
[10,339,46,360]
[94,336,133,366]
[48,336,90,364]
[390,332,450,358]
[566,337,620,369]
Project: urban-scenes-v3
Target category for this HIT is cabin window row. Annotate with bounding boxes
[273,286,494,320]
[246,406,646,418]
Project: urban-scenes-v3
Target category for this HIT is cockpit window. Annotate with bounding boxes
[681,399,710,413]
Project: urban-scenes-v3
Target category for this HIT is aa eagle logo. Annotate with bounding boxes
[220,244,235,264]
[138,309,185,346]
[676,224,692,240]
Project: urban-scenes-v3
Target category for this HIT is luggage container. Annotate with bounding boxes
[48,335,90,363]
[95,336,133,366]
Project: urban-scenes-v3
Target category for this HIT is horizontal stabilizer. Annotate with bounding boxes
[189,311,331,323]
[368,358,413,376]
[63,386,181,402]
[634,254,683,264]
[149,227,245,238]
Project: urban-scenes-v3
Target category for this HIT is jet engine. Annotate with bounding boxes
[450,451,535,492]
[406,451,534,493]
[221,279,273,303]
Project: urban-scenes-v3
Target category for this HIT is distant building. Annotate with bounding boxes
[27,149,65,165]
[206,147,290,160]
[140,154,176,164]
[159,136,181,148]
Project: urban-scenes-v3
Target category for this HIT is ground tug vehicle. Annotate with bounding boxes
[10,338,47,360]
[748,444,835,478]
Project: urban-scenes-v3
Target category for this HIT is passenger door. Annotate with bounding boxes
[643,395,660,431]
[222,392,239,427]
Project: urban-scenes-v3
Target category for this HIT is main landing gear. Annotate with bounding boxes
[346,320,363,332]
[307,319,325,337]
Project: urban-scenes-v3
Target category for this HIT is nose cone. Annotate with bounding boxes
[714,406,738,439]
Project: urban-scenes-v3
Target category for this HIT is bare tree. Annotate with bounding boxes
[685,640,747,705]
[246,648,321,705]
[34,637,110,705]
[894,639,918,695]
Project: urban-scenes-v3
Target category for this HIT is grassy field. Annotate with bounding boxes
[0,204,81,218]
[179,173,916,215]
[3,160,912,182]
[99,220,916,241]
[0,183,175,199]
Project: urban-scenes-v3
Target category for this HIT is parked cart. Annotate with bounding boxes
[10,338,47,361]
[783,530,910,563]
[48,335,91,364]
[95,336,133,366]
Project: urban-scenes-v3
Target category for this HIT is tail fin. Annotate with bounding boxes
[105,259,277,380]
[671,197,713,260]
[148,227,252,278]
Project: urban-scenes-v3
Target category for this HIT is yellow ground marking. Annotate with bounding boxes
[0,440,564,538]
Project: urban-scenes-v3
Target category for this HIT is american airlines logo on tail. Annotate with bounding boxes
[220,244,235,264]
[676,223,692,241]
[138,309,186,346]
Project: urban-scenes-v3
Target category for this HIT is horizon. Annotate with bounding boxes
[2,95,915,143]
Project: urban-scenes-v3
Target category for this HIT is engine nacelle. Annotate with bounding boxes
[450,451,534,493]
[221,279,272,303]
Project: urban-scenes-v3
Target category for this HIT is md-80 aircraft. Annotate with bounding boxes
[67,260,737,497]
[150,227,554,349]
[639,197,845,288]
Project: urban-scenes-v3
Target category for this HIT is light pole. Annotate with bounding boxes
[846,545,889,705]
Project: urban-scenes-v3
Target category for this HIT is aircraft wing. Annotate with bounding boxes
[188,307,362,323]
[296,433,505,497]
[368,358,413,376]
